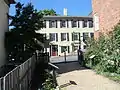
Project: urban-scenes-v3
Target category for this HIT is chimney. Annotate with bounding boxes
[63,8,68,16]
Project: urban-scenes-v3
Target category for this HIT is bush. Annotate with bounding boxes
[85,24,120,75]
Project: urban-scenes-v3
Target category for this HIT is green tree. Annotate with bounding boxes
[39,9,59,16]
[6,2,45,62]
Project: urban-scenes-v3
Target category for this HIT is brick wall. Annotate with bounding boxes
[92,0,120,38]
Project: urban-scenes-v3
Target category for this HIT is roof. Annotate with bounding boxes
[44,16,92,18]
[43,15,93,20]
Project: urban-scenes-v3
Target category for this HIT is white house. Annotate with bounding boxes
[0,0,15,68]
[37,9,94,56]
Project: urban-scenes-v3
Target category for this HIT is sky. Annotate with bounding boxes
[10,0,92,16]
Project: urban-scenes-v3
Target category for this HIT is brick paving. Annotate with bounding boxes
[56,62,120,90]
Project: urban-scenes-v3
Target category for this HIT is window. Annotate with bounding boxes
[50,33,58,41]
[83,20,87,28]
[72,46,78,51]
[72,21,77,28]
[84,45,87,49]
[89,20,93,28]
[60,20,66,28]
[90,33,94,38]
[83,33,89,43]
[61,33,69,41]
[61,46,67,53]
[49,21,57,28]
[72,32,79,41]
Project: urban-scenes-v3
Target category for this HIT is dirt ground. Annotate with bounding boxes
[55,62,120,90]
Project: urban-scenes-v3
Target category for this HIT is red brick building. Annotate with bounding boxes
[92,0,120,38]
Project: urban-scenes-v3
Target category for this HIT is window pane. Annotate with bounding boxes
[61,33,67,41]
[50,33,56,41]
[83,20,87,28]
[50,21,56,28]
[72,32,79,41]
[90,33,94,38]
[61,46,67,53]
[72,46,78,51]
[60,20,66,28]
[72,21,77,27]
[84,45,87,49]
[51,21,55,27]
[89,20,93,28]
[83,33,89,43]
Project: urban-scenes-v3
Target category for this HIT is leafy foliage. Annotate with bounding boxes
[39,9,59,16]
[42,73,55,90]
[85,24,120,75]
[6,2,45,62]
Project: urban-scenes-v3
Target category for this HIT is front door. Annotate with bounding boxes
[51,45,58,56]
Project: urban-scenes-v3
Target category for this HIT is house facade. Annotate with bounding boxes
[92,0,120,38]
[37,16,94,56]
[0,0,15,67]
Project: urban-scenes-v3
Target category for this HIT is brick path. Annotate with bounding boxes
[55,62,120,90]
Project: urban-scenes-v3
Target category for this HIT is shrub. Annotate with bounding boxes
[85,24,120,74]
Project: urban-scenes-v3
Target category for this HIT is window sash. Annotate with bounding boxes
[61,46,67,53]
[83,20,87,28]
[72,21,77,28]
[89,21,93,28]
[83,33,89,42]
[50,33,56,41]
[60,20,66,28]
[72,33,80,41]
[61,33,67,41]
[49,21,57,28]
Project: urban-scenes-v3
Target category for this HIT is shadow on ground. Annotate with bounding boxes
[55,62,87,74]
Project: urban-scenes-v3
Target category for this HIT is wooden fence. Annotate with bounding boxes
[0,55,36,90]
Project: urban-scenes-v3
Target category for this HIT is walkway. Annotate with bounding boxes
[55,62,120,90]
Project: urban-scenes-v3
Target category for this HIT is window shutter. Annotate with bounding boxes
[67,33,69,41]
[56,20,57,28]
[49,33,52,41]
[72,33,74,41]
[49,20,51,28]
[68,46,70,53]
[79,33,81,41]
[56,33,58,41]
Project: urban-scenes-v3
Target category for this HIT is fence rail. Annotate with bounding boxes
[0,52,50,90]
[0,54,36,90]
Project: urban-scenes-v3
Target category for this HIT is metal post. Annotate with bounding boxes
[64,51,66,63]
